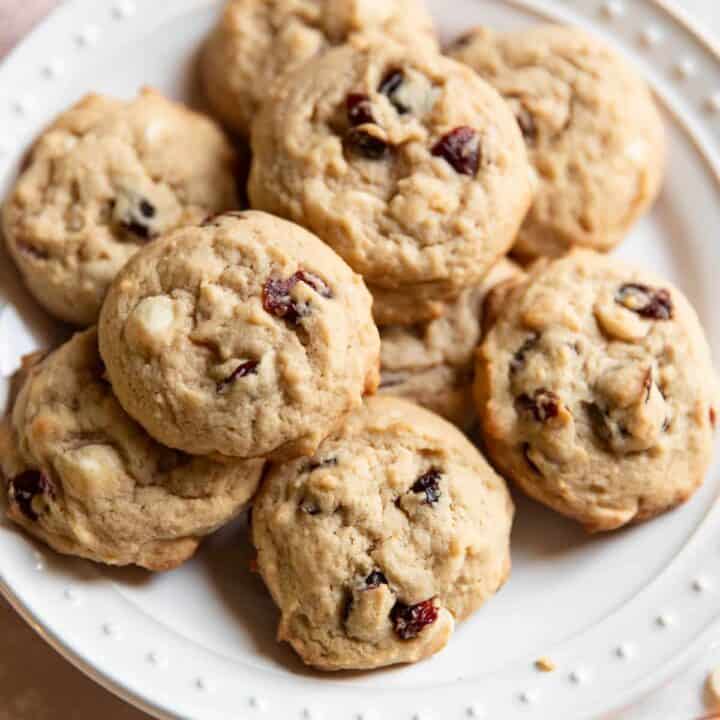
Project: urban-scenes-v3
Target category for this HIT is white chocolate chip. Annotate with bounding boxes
[126,296,177,352]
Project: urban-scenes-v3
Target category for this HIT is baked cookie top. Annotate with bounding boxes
[252,396,514,670]
[0,329,264,570]
[249,38,534,295]
[2,88,238,326]
[450,24,665,259]
[201,0,438,136]
[99,211,380,460]
[475,250,718,531]
[379,259,524,427]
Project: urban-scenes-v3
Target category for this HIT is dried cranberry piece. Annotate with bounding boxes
[615,284,674,320]
[431,127,481,176]
[344,127,389,160]
[365,570,388,589]
[514,389,560,422]
[711,407,717,429]
[262,270,332,325]
[510,333,540,376]
[216,360,259,393]
[347,93,376,126]
[379,69,409,114]
[9,470,50,521]
[411,468,441,505]
[391,599,438,640]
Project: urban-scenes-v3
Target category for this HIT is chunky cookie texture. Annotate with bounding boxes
[201,0,438,137]
[0,329,264,570]
[450,24,665,260]
[379,259,524,428]
[99,211,380,460]
[252,396,513,671]
[249,38,534,303]
[475,250,718,532]
[2,89,238,326]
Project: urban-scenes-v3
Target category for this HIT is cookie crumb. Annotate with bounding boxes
[706,667,720,706]
[535,656,556,672]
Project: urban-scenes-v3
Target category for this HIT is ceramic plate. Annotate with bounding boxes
[1,1,719,718]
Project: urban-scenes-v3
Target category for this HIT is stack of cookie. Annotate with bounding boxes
[0,0,717,675]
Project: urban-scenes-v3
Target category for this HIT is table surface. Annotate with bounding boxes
[0,1,719,719]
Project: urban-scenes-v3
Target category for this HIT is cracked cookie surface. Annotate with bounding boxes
[252,396,513,670]
[248,38,534,300]
[474,250,718,531]
[201,0,438,137]
[0,328,264,570]
[379,258,524,428]
[450,24,665,260]
[99,211,380,460]
[2,88,239,326]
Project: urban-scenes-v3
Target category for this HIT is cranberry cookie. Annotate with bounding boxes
[252,396,514,671]
[475,251,718,532]
[379,259,524,428]
[201,0,438,137]
[99,211,379,460]
[0,329,263,570]
[249,38,534,304]
[450,25,665,260]
[2,88,238,326]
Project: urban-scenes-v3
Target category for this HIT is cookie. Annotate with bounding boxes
[379,259,524,428]
[0,329,264,570]
[370,282,447,326]
[248,37,534,300]
[2,88,239,326]
[450,24,665,260]
[252,396,513,670]
[201,0,438,137]
[99,210,380,460]
[474,250,718,532]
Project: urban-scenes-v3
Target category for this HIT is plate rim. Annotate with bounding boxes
[0,0,719,718]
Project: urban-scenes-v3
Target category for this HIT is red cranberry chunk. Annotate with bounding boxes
[347,93,376,126]
[615,284,674,320]
[365,570,388,589]
[378,69,409,114]
[344,127,389,160]
[411,468,442,505]
[391,599,438,640]
[216,360,259,393]
[262,270,332,325]
[10,470,50,521]
[431,127,481,176]
[514,389,560,422]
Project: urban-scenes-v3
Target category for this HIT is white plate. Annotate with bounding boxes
[1,1,719,718]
